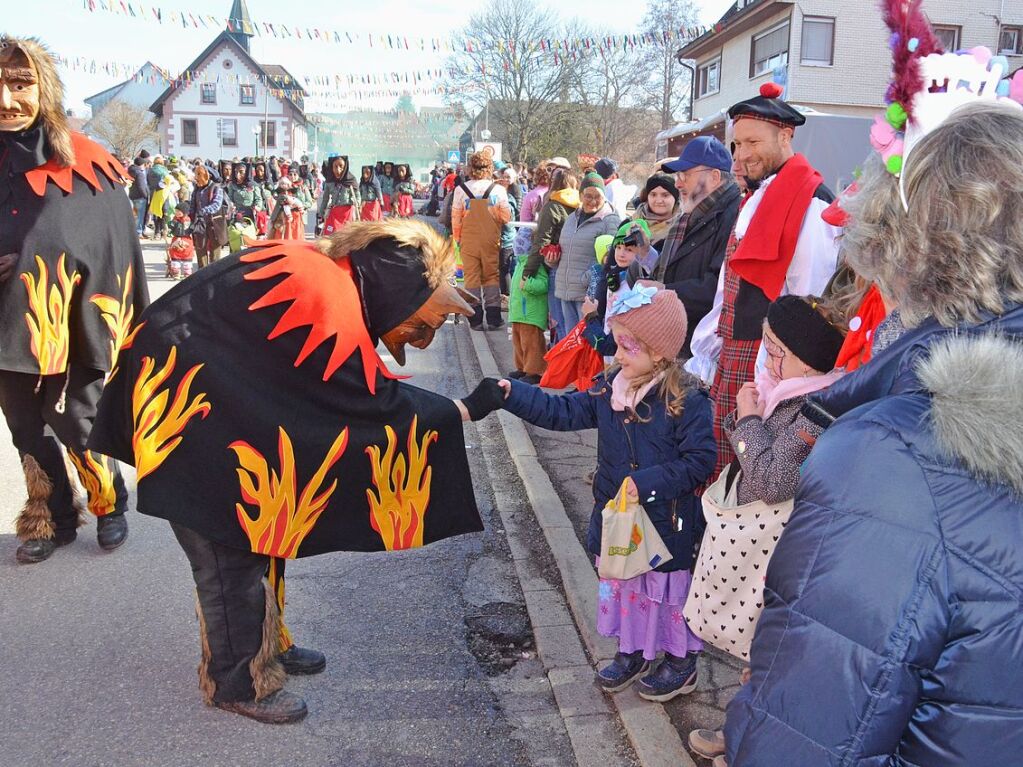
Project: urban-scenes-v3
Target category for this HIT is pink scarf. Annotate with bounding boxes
[611,371,664,412]
[756,369,845,420]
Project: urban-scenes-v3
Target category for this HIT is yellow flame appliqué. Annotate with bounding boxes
[90,266,138,379]
[67,450,117,517]
[365,416,438,551]
[21,254,81,375]
[131,347,212,480]
[230,427,349,558]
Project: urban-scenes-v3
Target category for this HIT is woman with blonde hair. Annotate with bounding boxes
[723,100,1023,767]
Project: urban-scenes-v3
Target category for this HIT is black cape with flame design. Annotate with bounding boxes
[89,240,482,558]
[0,128,150,376]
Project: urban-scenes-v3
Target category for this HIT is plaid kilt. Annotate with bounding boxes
[709,337,761,480]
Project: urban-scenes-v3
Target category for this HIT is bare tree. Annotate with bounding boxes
[91,102,159,159]
[443,0,578,162]
[641,0,701,130]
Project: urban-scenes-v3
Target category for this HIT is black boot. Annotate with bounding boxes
[97,513,128,551]
[469,305,485,330]
[485,306,504,331]
[214,689,308,724]
[16,529,77,564]
[277,646,326,675]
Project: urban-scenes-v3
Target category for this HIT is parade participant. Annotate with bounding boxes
[250,158,273,235]
[268,177,306,240]
[189,163,227,268]
[392,164,415,218]
[0,36,149,563]
[359,165,383,221]
[724,25,1023,765]
[655,138,741,357]
[379,161,395,214]
[317,155,360,235]
[89,218,483,724]
[451,150,513,330]
[461,285,715,700]
[687,84,841,480]
[226,161,263,223]
[127,155,150,236]
[217,160,233,190]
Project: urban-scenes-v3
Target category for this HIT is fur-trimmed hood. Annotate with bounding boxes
[316,218,454,291]
[917,334,1023,495]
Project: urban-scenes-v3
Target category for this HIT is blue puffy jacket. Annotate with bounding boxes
[725,304,1023,765]
[503,374,715,571]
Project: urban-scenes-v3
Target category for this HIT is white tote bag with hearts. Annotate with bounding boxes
[682,466,794,660]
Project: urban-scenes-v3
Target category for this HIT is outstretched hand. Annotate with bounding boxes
[457,378,509,422]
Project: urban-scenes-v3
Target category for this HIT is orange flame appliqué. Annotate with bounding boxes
[67,450,117,517]
[90,266,138,379]
[230,426,349,558]
[21,254,82,375]
[365,416,438,551]
[132,347,212,480]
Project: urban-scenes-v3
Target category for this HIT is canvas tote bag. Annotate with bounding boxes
[683,466,794,660]
[598,480,673,580]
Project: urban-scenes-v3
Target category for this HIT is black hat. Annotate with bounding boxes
[766,296,845,373]
[642,173,680,205]
[728,83,805,128]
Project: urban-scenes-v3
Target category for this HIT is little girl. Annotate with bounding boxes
[687,294,846,766]
[166,208,195,280]
[460,285,716,700]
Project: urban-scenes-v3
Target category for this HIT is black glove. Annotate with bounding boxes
[462,378,506,421]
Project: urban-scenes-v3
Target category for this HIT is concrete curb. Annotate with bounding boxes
[465,327,696,767]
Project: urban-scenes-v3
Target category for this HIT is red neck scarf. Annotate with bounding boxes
[730,153,822,300]
[834,284,887,371]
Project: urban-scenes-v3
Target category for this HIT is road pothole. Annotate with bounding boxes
[465,601,535,676]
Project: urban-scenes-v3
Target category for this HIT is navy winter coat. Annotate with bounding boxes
[503,374,715,572]
[725,303,1023,765]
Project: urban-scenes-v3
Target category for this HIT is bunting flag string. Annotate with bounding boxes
[77,0,710,58]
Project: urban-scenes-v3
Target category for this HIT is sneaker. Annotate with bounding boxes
[596,651,648,692]
[636,653,698,702]
[689,728,726,759]
[214,689,307,724]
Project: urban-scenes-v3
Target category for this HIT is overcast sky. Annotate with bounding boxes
[4,0,734,115]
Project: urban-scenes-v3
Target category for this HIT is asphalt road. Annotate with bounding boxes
[0,240,577,767]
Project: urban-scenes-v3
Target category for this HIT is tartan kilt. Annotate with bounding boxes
[709,337,761,481]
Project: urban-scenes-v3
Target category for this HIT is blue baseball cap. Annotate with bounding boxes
[661,136,732,174]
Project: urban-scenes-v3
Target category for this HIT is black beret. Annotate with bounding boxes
[728,82,805,128]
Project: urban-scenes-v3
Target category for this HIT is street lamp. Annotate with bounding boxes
[252,125,261,158]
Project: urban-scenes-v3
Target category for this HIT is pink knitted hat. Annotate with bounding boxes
[609,286,688,360]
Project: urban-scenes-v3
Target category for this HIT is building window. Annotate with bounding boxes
[801,16,835,65]
[200,83,217,105]
[932,25,961,52]
[220,118,238,147]
[260,120,276,148]
[696,58,721,98]
[182,119,198,146]
[240,84,255,105]
[751,21,790,78]
[1000,26,1022,55]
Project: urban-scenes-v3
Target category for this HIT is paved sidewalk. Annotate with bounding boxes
[477,322,745,765]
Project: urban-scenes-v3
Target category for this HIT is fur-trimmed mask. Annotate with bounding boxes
[317,219,476,364]
[0,36,72,166]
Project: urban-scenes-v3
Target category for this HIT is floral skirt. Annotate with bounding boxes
[596,563,703,661]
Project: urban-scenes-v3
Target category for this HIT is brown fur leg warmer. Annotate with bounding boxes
[251,580,288,701]
[194,592,217,706]
[16,455,55,541]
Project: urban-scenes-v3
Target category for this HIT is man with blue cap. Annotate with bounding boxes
[653,136,741,356]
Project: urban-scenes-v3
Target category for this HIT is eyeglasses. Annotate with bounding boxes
[675,168,715,183]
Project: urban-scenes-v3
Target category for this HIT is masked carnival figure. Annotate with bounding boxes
[379,161,395,215]
[0,37,150,563]
[90,219,484,723]
[316,155,360,235]
[250,159,273,236]
[226,161,263,225]
[393,164,415,218]
[359,165,383,222]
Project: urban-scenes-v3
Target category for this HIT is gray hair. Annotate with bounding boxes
[842,102,1023,328]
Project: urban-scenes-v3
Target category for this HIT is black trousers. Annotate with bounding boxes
[0,367,127,533]
[173,523,274,703]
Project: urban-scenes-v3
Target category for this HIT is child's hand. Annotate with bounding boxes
[582,296,599,316]
[498,379,512,398]
[736,382,764,420]
[625,477,639,501]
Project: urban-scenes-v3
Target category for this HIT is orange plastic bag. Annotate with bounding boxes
[538,320,604,391]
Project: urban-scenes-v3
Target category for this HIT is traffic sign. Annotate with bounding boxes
[447,150,461,163]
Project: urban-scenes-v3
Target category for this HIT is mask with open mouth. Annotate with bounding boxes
[0,43,40,133]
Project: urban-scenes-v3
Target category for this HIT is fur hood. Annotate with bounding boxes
[917,334,1023,495]
[0,36,73,167]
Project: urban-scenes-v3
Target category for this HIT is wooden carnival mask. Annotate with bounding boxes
[0,45,39,133]
[380,283,477,365]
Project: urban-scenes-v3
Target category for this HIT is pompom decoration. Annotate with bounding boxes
[907,37,919,52]
[886,155,903,175]
[759,82,785,98]
[882,138,904,164]
[870,115,897,152]
[1011,70,1023,103]
[885,102,908,130]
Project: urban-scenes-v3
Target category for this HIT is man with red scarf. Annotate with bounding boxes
[686,83,842,480]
